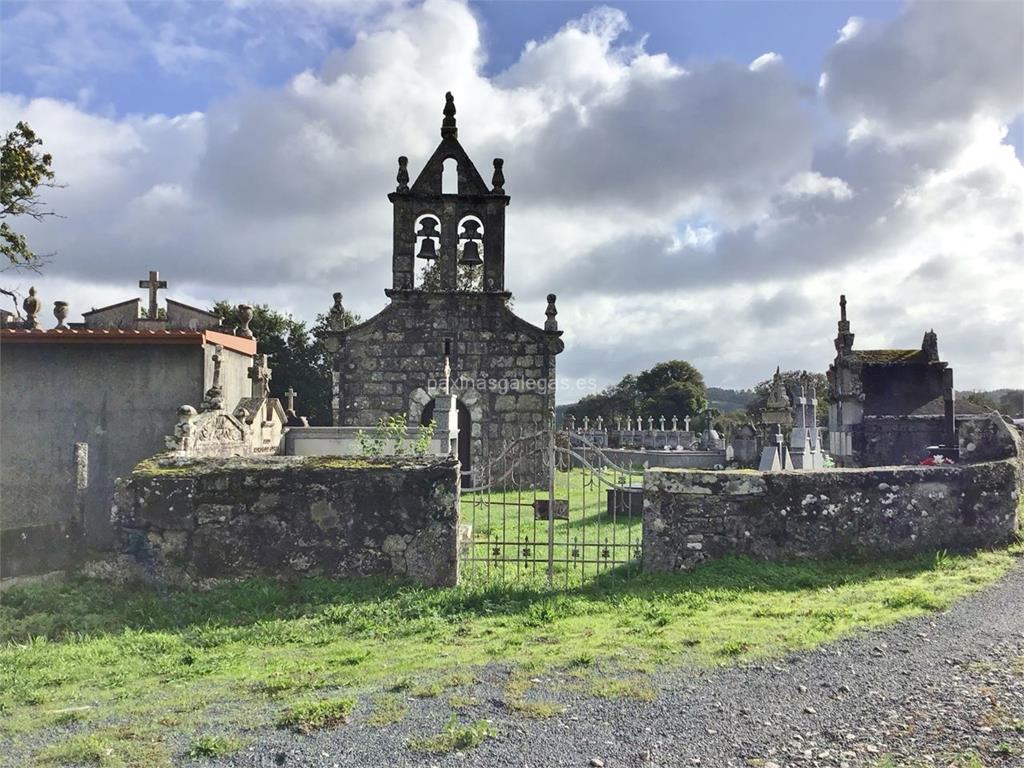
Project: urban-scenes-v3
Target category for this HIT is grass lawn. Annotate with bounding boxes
[1,543,1020,766]
[461,468,645,584]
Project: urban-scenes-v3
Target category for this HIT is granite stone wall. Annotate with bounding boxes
[643,457,1022,572]
[114,454,460,586]
[330,291,562,482]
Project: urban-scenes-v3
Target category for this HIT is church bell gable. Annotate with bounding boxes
[388,93,509,293]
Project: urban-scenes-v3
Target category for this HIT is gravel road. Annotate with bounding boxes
[220,561,1024,768]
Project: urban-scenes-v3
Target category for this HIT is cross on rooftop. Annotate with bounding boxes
[138,270,167,318]
[285,387,297,411]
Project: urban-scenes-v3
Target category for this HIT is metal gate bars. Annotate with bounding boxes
[460,426,643,586]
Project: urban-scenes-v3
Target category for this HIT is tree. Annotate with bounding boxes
[1,122,59,267]
[747,370,829,424]
[211,302,359,426]
[563,361,708,425]
[961,391,999,411]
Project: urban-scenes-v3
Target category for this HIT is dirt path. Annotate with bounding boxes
[224,563,1024,768]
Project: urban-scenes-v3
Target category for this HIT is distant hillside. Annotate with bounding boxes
[707,387,756,413]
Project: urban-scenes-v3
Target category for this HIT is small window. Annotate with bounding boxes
[442,158,458,195]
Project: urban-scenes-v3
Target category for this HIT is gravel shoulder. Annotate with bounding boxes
[216,561,1024,768]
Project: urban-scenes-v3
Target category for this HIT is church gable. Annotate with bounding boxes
[409,93,490,196]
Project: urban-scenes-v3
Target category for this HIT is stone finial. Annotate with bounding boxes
[22,286,40,329]
[52,300,69,329]
[835,294,855,355]
[396,156,409,192]
[544,294,558,332]
[441,92,457,139]
[492,158,505,194]
[922,328,939,361]
[236,304,254,339]
[138,270,167,319]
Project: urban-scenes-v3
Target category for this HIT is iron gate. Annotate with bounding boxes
[460,426,644,585]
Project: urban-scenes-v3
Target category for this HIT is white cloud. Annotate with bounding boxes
[2,0,1022,394]
[749,52,782,71]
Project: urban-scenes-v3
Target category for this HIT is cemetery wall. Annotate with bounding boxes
[0,333,252,580]
[643,454,1022,572]
[114,454,460,587]
[856,414,998,466]
[332,291,562,481]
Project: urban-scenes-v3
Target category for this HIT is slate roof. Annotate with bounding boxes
[853,349,930,364]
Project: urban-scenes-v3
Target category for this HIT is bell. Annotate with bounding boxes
[416,237,437,260]
[459,240,482,266]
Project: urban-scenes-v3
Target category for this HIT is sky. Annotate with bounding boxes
[1,0,1021,403]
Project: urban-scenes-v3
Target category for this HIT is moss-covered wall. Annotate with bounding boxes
[114,454,460,586]
[643,457,1022,572]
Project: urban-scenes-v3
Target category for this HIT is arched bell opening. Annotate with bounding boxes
[456,214,484,291]
[420,398,472,485]
[413,213,442,290]
[442,157,458,195]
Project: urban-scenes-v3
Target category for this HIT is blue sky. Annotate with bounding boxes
[1,0,1021,393]
[2,1,904,115]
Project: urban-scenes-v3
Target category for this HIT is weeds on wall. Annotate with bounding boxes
[358,416,436,457]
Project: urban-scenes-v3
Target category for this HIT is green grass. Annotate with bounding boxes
[461,468,644,585]
[187,734,242,758]
[407,714,496,754]
[365,693,409,726]
[275,698,356,733]
[1,544,1019,765]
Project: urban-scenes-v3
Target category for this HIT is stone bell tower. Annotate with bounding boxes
[325,93,563,482]
[388,92,508,293]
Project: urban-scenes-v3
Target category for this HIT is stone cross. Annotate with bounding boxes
[596,416,603,431]
[285,387,297,411]
[583,416,590,431]
[684,415,691,432]
[138,270,167,318]
[248,353,271,399]
[659,415,666,431]
[568,414,576,431]
[616,417,622,431]
[647,416,654,431]
[672,415,678,431]
[636,416,642,431]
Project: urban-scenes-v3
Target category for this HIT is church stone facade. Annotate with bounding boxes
[325,94,564,483]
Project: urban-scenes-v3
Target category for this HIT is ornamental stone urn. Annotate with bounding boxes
[236,304,254,339]
[53,301,69,329]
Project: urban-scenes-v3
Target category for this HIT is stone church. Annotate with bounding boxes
[325,94,564,483]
